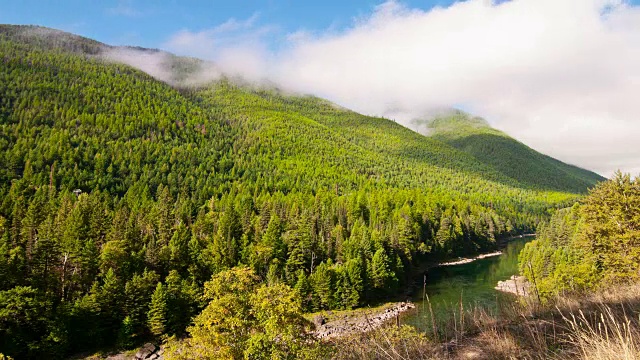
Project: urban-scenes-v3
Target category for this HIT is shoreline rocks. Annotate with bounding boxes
[134,343,163,360]
[495,275,530,296]
[439,251,503,267]
[313,302,416,339]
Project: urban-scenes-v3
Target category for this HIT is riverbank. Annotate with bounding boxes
[405,234,535,297]
[416,233,535,272]
[438,251,503,266]
[310,302,416,339]
[310,234,536,340]
[495,275,530,296]
[333,282,640,359]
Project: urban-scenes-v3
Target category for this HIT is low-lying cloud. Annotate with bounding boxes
[102,47,222,87]
[158,0,640,177]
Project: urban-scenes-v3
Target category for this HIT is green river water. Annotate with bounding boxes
[403,236,533,330]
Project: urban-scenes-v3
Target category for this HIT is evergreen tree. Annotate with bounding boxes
[147,283,168,337]
[309,261,334,310]
[117,316,136,348]
[124,269,159,337]
[370,248,395,292]
[96,268,124,343]
[293,270,312,311]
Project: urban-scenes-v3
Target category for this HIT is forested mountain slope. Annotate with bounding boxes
[413,110,605,192]
[0,25,600,358]
[519,172,640,300]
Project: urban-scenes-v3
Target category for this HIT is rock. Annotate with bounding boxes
[105,355,128,360]
[313,314,326,327]
[496,276,530,296]
[312,302,416,340]
[135,343,157,359]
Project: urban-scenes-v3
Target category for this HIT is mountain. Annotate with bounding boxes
[0,25,602,358]
[412,110,605,193]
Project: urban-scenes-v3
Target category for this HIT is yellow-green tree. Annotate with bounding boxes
[520,172,640,299]
[147,283,168,337]
[164,267,319,360]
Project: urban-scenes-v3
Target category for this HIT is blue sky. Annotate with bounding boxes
[0,0,460,48]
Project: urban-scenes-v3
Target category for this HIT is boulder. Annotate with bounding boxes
[135,343,157,360]
[313,314,326,327]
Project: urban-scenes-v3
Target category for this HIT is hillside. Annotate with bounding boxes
[520,172,640,299]
[412,110,605,193]
[0,25,602,358]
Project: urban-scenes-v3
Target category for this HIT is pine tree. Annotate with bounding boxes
[117,316,136,348]
[124,270,158,336]
[370,248,395,292]
[344,258,364,307]
[147,283,168,337]
[96,268,124,342]
[212,207,242,271]
[165,270,198,335]
[293,270,312,311]
[309,261,334,310]
[168,223,190,272]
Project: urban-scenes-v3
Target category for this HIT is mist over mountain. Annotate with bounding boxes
[0,24,605,192]
[0,24,606,359]
[152,0,640,178]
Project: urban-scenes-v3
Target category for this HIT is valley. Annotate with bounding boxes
[2,24,637,360]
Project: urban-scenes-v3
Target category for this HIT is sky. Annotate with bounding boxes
[1,0,640,178]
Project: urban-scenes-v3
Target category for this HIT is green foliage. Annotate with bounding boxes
[124,269,159,339]
[147,283,168,337]
[0,287,49,357]
[520,173,640,300]
[0,25,599,358]
[309,261,336,310]
[581,172,640,282]
[424,110,605,193]
[370,248,397,293]
[165,267,316,360]
[164,270,198,335]
[117,316,136,348]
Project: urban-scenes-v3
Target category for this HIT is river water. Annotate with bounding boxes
[402,236,533,330]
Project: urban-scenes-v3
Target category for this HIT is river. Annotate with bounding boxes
[402,236,534,331]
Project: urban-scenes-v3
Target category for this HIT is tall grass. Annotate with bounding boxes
[330,283,640,360]
[562,306,640,360]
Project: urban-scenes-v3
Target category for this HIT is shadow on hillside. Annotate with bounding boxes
[401,132,602,193]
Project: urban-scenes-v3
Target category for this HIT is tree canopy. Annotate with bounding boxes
[520,172,640,300]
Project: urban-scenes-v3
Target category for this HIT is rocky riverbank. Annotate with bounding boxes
[495,275,530,296]
[406,234,535,297]
[312,302,416,339]
[439,251,503,266]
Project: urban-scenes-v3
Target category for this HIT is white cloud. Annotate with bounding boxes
[101,47,222,87]
[164,13,275,79]
[102,48,172,81]
[160,0,640,177]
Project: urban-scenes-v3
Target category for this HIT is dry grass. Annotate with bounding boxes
[330,325,439,360]
[330,283,640,360]
[561,306,640,360]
